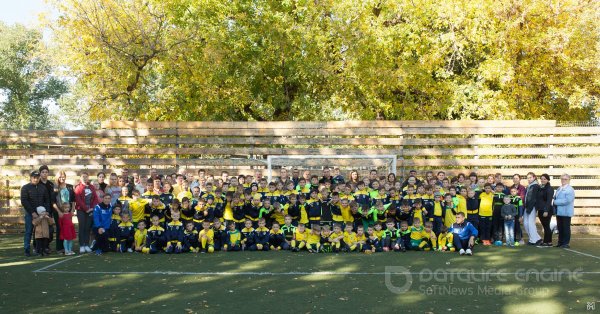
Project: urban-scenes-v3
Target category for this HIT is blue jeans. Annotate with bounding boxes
[24,211,33,253]
[504,220,515,245]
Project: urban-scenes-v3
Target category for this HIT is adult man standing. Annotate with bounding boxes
[20,171,50,256]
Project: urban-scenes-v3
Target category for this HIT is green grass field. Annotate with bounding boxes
[1,235,599,313]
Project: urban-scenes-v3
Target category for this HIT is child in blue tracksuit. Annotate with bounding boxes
[165,211,185,254]
[449,212,478,256]
[93,194,113,255]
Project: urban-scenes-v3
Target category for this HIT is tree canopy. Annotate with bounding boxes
[0,22,69,129]
[49,0,600,122]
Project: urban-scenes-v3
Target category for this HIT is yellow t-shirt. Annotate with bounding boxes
[294,229,310,241]
[343,231,357,245]
[129,198,149,223]
[341,204,353,223]
[134,229,147,248]
[307,231,321,245]
[479,192,494,217]
[199,229,214,244]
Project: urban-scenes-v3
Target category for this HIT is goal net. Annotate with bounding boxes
[266,155,397,182]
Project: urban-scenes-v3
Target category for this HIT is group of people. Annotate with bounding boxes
[20,166,576,257]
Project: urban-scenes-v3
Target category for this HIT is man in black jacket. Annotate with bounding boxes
[21,171,50,256]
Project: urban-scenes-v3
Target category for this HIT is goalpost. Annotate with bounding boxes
[266,155,398,182]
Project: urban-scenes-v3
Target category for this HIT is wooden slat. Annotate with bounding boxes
[575,208,600,215]
[0,137,178,145]
[0,129,177,137]
[175,127,600,136]
[571,217,600,225]
[403,157,600,167]
[403,146,600,157]
[574,190,600,198]
[399,168,600,176]
[5,156,600,171]
[569,179,600,187]
[101,120,557,129]
[2,146,600,157]
[574,199,599,207]
[173,136,600,146]
[3,135,600,146]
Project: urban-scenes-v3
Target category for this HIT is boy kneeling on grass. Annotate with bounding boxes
[449,212,478,256]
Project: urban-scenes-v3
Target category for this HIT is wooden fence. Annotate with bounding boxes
[1,120,599,233]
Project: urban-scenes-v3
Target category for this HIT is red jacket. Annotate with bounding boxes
[74,182,100,212]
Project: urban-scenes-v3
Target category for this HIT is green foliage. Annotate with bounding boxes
[50,0,600,122]
[0,22,69,129]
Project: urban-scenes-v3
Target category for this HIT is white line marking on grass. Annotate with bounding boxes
[32,254,84,273]
[565,248,600,260]
[32,270,600,276]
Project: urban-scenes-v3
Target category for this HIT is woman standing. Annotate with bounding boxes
[75,172,100,253]
[52,171,76,253]
[523,172,542,245]
[553,174,575,248]
[536,174,555,246]
[97,172,107,192]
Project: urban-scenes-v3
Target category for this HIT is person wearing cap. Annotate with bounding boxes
[38,165,56,251]
[20,171,51,256]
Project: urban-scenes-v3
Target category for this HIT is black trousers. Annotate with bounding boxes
[556,216,571,246]
[452,237,473,251]
[35,238,49,254]
[538,212,552,244]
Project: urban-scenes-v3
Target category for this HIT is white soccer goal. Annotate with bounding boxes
[266,155,397,182]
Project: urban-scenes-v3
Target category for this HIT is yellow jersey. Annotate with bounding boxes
[479,192,494,217]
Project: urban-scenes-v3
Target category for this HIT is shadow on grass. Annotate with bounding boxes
[0,234,599,313]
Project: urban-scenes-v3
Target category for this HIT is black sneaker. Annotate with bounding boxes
[560,244,570,248]
[25,250,30,257]
[535,240,543,245]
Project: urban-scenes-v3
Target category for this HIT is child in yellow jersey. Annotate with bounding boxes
[340,198,353,226]
[432,192,444,235]
[199,220,215,253]
[343,224,358,252]
[224,222,241,252]
[329,224,345,253]
[298,194,309,225]
[330,192,344,225]
[437,225,455,252]
[478,184,494,245]
[241,219,256,251]
[134,220,147,252]
[444,193,458,228]
[411,198,427,227]
[291,223,310,252]
[223,192,234,225]
[129,190,148,227]
[355,225,367,253]
[409,218,426,250]
[419,222,437,251]
[306,225,321,253]
[373,223,384,240]
[456,188,468,217]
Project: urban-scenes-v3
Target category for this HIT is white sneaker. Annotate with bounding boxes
[84,246,92,253]
[459,249,465,255]
[127,248,133,253]
[80,247,86,254]
[466,249,473,256]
